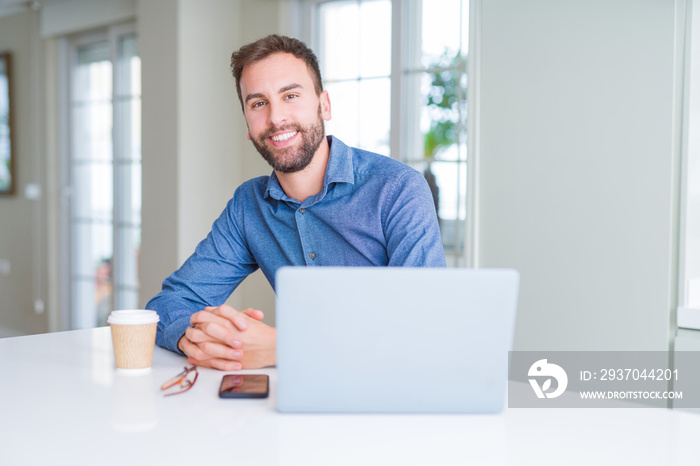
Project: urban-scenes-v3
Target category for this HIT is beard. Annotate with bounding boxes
[250,105,326,174]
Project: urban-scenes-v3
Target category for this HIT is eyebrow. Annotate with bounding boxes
[244,83,304,104]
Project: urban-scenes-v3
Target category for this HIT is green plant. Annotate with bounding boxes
[424,51,467,159]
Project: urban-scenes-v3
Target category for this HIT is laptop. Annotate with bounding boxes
[275,267,519,414]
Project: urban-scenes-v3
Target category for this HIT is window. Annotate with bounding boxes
[62,24,141,329]
[310,0,471,266]
[317,0,392,156]
[678,1,700,327]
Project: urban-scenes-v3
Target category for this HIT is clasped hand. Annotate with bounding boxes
[178,304,276,371]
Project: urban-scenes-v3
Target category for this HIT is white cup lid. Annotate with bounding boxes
[107,310,160,325]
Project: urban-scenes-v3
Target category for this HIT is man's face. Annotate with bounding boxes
[240,53,331,173]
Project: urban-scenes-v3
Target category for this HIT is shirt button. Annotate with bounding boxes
[309,252,316,259]
[299,208,306,213]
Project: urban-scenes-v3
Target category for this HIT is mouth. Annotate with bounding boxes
[267,130,299,147]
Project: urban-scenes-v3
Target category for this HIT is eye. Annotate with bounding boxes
[251,100,266,109]
[284,93,298,101]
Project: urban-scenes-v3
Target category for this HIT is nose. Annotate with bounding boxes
[267,100,287,127]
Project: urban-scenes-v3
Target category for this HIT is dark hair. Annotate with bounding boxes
[230,34,323,110]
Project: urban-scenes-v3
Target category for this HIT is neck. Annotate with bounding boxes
[276,137,330,203]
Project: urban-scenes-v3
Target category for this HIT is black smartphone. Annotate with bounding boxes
[219,374,269,398]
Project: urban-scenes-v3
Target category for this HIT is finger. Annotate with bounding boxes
[186,325,243,350]
[191,310,237,333]
[241,308,264,321]
[218,304,262,321]
[185,325,216,344]
[179,336,211,362]
[183,327,244,361]
[184,339,242,367]
[190,311,243,344]
[178,335,199,359]
[201,306,250,331]
[208,306,250,332]
[197,340,243,361]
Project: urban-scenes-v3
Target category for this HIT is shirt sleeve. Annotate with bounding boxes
[146,193,259,354]
[383,169,447,267]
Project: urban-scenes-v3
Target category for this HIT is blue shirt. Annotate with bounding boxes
[147,136,446,353]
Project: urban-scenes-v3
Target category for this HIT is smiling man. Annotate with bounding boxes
[147,35,446,371]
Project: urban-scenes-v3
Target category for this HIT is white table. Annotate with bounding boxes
[2,327,700,465]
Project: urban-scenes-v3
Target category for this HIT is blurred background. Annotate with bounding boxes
[0,0,698,354]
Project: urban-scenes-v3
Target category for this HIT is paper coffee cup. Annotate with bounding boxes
[108,310,160,373]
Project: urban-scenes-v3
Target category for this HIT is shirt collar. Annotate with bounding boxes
[322,135,355,187]
[264,135,355,203]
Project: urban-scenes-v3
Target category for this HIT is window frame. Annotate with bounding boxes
[677,0,700,330]
[58,22,141,330]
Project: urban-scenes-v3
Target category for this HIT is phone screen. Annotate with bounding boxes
[219,374,269,398]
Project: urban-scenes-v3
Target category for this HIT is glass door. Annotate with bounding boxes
[66,24,141,328]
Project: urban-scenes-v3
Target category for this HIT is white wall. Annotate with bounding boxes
[139,0,282,324]
[478,0,684,351]
[0,10,49,336]
[138,0,182,311]
[176,0,244,263]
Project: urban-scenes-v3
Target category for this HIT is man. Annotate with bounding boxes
[147,34,445,371]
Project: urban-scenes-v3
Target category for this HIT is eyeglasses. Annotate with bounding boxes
[161,365,198,397]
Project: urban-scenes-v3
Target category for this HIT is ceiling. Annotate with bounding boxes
[0,0,34,19]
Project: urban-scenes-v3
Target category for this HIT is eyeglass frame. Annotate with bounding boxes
[161,365,199,397]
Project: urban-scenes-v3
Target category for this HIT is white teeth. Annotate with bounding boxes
[271,131,297,142]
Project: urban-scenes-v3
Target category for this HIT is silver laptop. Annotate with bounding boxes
[275,267,519,414]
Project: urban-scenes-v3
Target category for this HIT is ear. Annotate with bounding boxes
[246,131,251,141]
[320,90,331,121]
